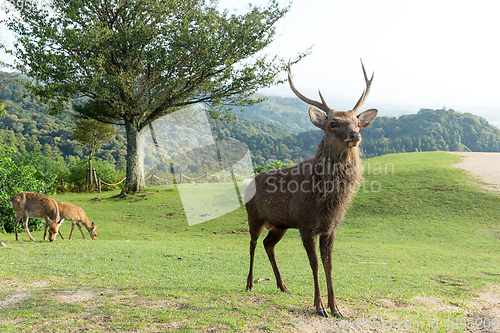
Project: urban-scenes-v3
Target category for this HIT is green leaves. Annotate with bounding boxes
[6,0,296,124]
[72,111,118,158]
[0,148,54,232]
[5,0,305,191]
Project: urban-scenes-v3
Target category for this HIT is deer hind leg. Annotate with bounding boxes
[246,217,264,291]
[263,227,289,292]
[320,232,344,319]
[23,217,35,241]
[301,232,328,317]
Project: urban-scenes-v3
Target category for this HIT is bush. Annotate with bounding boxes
[0,148,54,233]
[253,159,296,174]
[67,157,123,188]
[13,151,67,188]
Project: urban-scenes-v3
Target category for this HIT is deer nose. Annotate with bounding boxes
[350,132,361,142]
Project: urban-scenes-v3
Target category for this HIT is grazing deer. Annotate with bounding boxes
[57,202,97,240]
[10,191,63,242]
[245,60,378,318]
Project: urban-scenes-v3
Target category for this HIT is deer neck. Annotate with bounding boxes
[313,137,362,175]
[311,137,362,208]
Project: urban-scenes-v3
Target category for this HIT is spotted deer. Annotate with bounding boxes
[57,202,97,240]
[245,60,378,318]
[10,191,63,242]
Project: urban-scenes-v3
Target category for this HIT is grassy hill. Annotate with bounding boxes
[0,152,499,332]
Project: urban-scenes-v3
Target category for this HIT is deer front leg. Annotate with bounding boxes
[69,220,75,240]
[14,216,21,241]
[246,219,264,291]
[320,232,344,319]
[263,228,289,292]
[301,232,328,317]
[77,224,86,240]
[23,217,35,241]
[43,218,48,241]
[246,238,258,291]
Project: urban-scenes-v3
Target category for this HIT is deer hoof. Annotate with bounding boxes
[318,310,329,318]
[333,311,344,319]
[245,287,253,292]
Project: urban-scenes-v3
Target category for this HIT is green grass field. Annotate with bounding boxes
[0,152,499,332]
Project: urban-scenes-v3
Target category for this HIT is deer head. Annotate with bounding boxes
[91,223,98,240]
[48,217,61,242]
[288,59,378,150]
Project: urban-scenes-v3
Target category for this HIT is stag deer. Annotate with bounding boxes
[10,191,63,242]
[57,202,97,240]
[245,60,378,318]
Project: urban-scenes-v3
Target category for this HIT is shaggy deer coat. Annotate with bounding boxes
[245,60,378,318]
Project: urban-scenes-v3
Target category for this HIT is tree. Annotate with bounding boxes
[5,0,305,193]
[72,110,117,187]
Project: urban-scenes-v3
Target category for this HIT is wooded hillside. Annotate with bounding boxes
[2,72,500,169]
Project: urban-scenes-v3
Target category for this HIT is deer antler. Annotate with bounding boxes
[288,59,331,113]
[352,59,374,112]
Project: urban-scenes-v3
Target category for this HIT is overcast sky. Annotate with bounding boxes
[220,0,500,127]
[2,0,500,127]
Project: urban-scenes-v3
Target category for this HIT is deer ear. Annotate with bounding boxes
[357,109,378,129]
[309,107,327,129]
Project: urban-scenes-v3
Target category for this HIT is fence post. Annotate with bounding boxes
[151,172,154,186]
[93,168,99,190]
[179,172,183,184]
[98,178,102,193]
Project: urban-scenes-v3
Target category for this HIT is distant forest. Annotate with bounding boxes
[213,108,500,163]
[2,72,500,172]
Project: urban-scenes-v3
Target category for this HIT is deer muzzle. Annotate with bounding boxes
[345,132,361,147]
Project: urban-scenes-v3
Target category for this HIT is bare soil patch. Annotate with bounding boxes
[452,152,500,193]
[465,286,500,333]
[453,152,500,332]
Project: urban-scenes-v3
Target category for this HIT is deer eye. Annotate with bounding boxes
[330,121,338,129]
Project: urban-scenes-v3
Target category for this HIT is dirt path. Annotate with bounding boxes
[453,152,500,332]
[452,152,500,193]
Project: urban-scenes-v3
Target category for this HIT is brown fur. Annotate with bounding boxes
[57,202,97,240]
[10,191,62,242]
[245,62,378,318]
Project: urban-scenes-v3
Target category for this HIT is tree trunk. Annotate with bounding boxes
[88,156,93,187]
[123,118,146,193]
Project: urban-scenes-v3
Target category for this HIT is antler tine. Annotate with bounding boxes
[288,59,331,113]
[352,59,374,112]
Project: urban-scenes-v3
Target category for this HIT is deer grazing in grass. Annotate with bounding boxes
[57,202,97,240]
[245,60,378,318]
[10,191,63,242]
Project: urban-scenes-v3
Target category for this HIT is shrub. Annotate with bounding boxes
[253,159,296,174]
[67,157,122,188]
[0,148,54,233]
[13,151,66,188]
